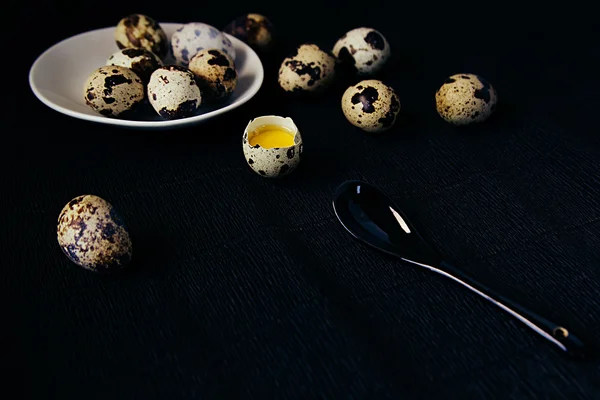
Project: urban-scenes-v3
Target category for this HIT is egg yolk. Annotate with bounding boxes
[249,125,295,149]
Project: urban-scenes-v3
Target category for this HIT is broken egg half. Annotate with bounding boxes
[242,116,303,178]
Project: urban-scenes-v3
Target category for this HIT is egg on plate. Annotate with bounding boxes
[114,14,169,60]
[170,22,236,66]
[147,65,202,119]
[188,49,237,103]
[83,65,145,117]
[107,48,162,84]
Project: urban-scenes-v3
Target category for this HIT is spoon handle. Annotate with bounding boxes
[429,261,589,358]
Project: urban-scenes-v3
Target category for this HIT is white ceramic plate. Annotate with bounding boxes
[29,22,264,129]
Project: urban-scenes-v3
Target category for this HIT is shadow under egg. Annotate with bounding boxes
[100,231,173,281]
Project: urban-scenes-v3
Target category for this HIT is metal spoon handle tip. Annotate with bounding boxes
[433,261,589,358]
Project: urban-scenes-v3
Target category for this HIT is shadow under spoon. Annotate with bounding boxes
[332,180,590,359]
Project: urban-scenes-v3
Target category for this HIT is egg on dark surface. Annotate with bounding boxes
[57,195,132,273]
[242,116,303,178]
[189,49,237,103]
[114,14,169,60]
[332,27,390,76]
[83,66,145,118]
[278,44,336,93]
[147,65,202,120]
[435,73,498,125]
[223,13,274,53]
[107,48,162,84]
[341,79,401,133]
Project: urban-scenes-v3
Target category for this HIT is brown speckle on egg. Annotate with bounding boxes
[158,99,199,120]
[351,86,378,113]
[364,31,386,50]
[279,164,290,175]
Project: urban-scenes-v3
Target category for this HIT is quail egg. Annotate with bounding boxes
[57,195,132,272]
[170,22,236,66]
[341,79,401,133]
[332,27,390,76]
[278,44,336,93]
[107,48,162,84]
[223,13,274,53]
[243,115,303,178]
[148,65,202,120]
[435,73,498,125]
[188,49,237,103]
[114,14,169,60]
[83,66,145,118]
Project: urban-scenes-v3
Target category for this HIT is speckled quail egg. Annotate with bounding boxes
[243,116,303,178]
[278,44,336,93]
[114,14,168,60]
[83,66,145,118]
[147,65,202,120]
[170,22,236,66]
[435,73,498,125]
[341,79,401,133]
[332,27,390,76]
[57,195,132,273]
[188,49,237,103]
[223,13,274,53]
[107,48,162,84]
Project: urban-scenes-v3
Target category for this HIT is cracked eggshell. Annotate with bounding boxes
[170,22,236,66]
[242,116,303,178]
[114,14,168,60]
[57,195,132,273]
[333,27,390,76]
[435,73,498,125]
[278,44,336,93]
[223,13,274,53]
[341,79,401,133]
[188,49,237,103]
[83,66,145,118]
[107,48,162,84]
[148,65,201,120]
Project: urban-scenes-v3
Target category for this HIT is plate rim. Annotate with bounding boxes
[28,22,264,130]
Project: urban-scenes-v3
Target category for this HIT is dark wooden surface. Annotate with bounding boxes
[8,2,600,399]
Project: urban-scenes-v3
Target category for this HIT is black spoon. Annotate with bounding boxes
[332,180,589,359]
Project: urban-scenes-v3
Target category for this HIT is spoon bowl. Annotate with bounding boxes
[333,180,442,266]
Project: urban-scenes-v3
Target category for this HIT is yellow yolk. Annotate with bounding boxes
[249,125,295,149]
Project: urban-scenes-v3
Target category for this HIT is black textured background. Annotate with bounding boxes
[7,2,600,398]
